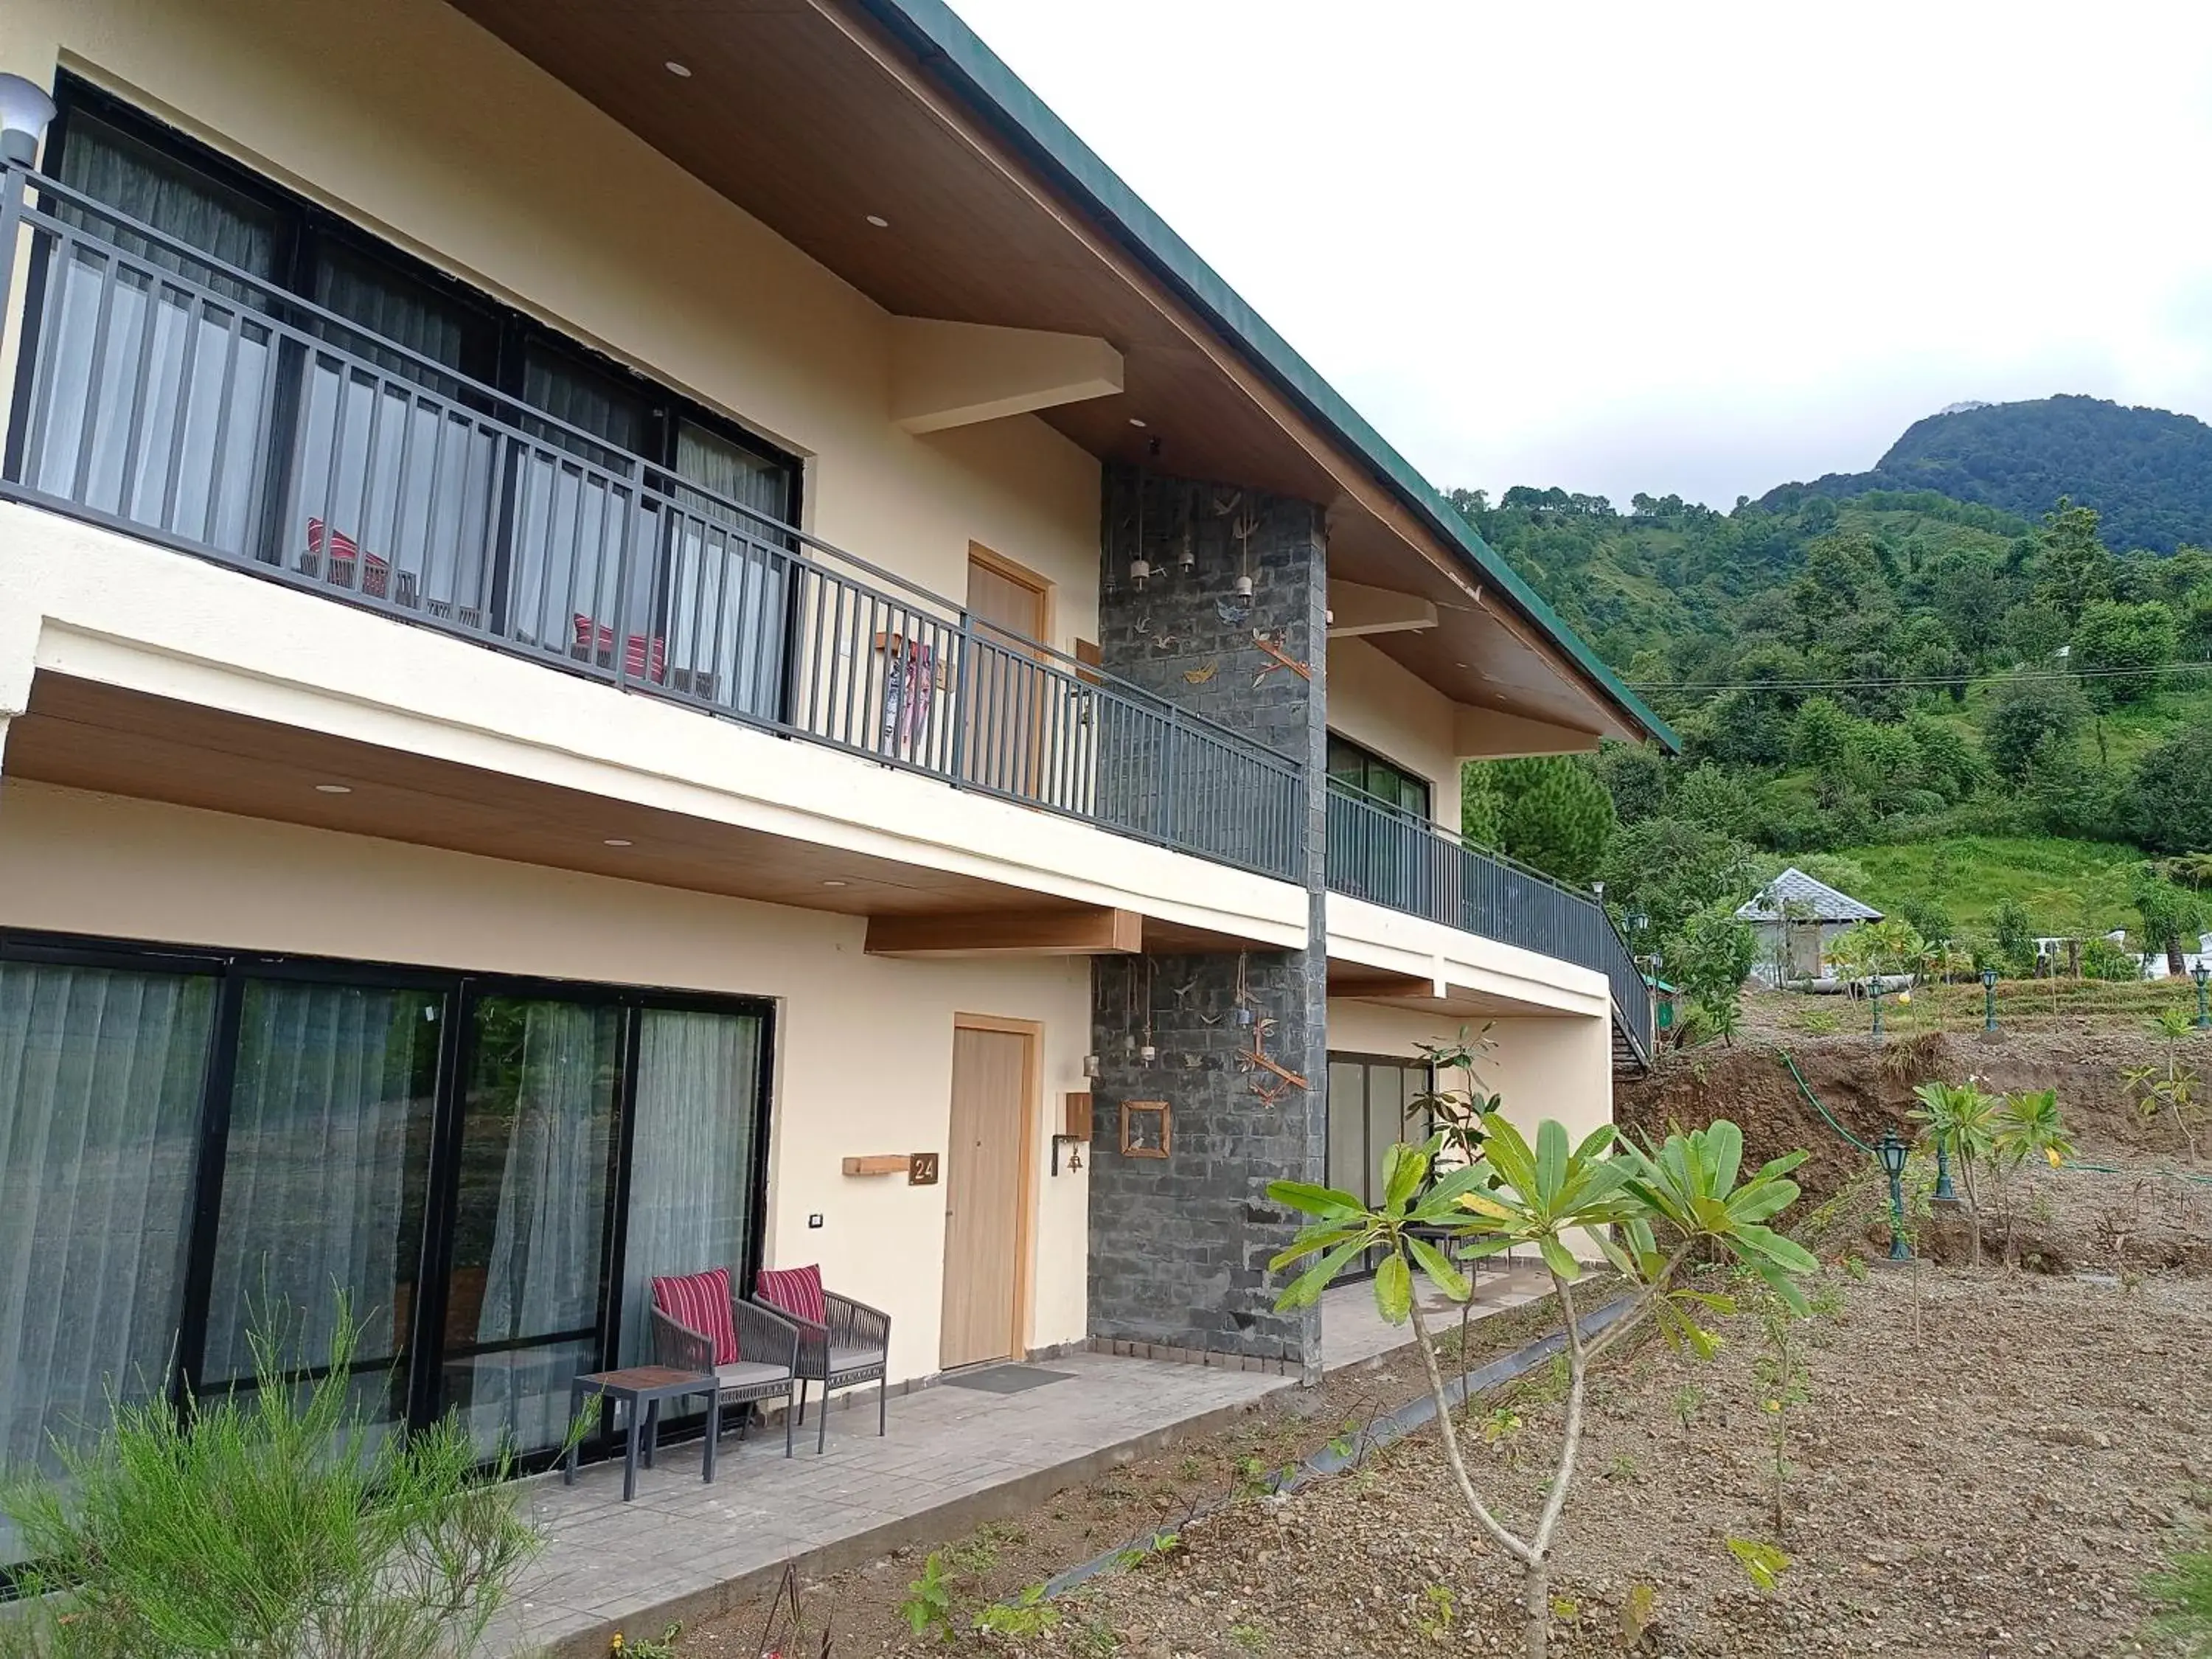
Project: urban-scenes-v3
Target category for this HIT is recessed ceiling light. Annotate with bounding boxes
[314,783,352,795]
[1127,417,1147,428]
[864,213,890,228]
[664,60,692,77]
[821,879,850,888]
[603,838,633,848]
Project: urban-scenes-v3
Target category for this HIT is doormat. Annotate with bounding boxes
[942,1365,1075,1395]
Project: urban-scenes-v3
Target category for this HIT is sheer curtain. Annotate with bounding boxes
[291,243,495,616]
[0,962,213,1549]
[201,981,440,1426]
[451,998,616,1455]
[503,348,649,658]
[33,112,278,552]
[662,419,793,715]
[619,1009,765,1366]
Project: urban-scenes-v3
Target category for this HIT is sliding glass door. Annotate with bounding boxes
[201,978,443,1436]
[0,960,215,1478]
[619,1008,768,1367]
[0,933,775,1557]
[441,995,621,1458]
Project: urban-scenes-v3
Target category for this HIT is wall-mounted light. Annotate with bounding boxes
[0,74,56,167]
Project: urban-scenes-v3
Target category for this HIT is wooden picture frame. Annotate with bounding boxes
[1120,1099,1171,1158]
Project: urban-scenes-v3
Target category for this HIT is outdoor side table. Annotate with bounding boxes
[565,1366,722,1501]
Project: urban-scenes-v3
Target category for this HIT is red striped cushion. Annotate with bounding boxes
[756,1264,827,1328]
[572,613,667,682]
[651,1267,738,1365]
[307,518,390,597]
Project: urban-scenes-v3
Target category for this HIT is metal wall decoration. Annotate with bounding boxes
[1250,628,1311,685]
[1120,1099,1171,1158]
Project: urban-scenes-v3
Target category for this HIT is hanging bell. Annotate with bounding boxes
[1233,574,1253,599]
[1178,527,1196,573]
[1129,557,1151,591]
[1082,1052,1102,1078]
[1234,1006,1255,1028]
[1138,1043,1157,1065]
[1068,1143,1084,1172]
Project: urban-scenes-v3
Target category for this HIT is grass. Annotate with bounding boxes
[1834,835,2146,937]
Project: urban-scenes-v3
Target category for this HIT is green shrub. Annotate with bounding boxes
[0,1300,543,1659]
[2080,936,2140,982]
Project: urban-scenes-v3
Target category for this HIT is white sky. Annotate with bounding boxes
[944,1,2212,509]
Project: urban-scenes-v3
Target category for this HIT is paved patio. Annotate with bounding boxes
[494,1274,1558,1657]
[1318,1256,1552,1370]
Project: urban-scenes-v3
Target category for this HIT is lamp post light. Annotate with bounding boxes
[0,74,56,167]
[1867,975,1883,1037]
[1878,1128,1912,1262]
[2196,961,2211,1031]
[1931,1136,1960,1206]
[1981,965,1999,1032]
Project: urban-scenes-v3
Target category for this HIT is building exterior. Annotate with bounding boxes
[0,0,1669,1511]
[1736,868,1882,986]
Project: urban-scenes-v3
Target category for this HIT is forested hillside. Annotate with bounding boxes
[1760,394,2212,554]
[1447,458,2212,982]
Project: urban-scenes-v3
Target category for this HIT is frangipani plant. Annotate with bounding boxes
[1910,1079,2001,1265]
[1269,1115,1813,1659]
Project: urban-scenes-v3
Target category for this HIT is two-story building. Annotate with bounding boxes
[0,0,1671,1505]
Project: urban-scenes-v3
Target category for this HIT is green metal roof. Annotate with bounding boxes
[858,0,1677,751]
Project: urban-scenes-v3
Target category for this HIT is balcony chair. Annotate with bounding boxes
[648,1267,801,1458]
[752,1265,890,1453]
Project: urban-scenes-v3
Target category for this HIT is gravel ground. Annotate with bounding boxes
[666,1037,2212,1659]
[1022,1263,2212,1658]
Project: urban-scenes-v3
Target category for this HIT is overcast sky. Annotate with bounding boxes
[945,1,2212,510]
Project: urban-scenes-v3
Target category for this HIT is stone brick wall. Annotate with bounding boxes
[1085,467,1329,1378]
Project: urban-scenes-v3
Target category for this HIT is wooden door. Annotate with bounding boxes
[964,548,1050,800]
[941,1021,1033,1369]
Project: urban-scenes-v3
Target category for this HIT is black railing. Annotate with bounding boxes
[0,164,1303,883]
[1325,780,1653,1064]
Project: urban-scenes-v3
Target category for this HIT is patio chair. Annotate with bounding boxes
[650,1267,801,1457]
[753,1265,890,1454]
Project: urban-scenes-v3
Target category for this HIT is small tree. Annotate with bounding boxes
[2124,1009,2203,1161]
[1,1300,543,1659]
[1989,1088,2076,1259]
[1269,1117,1814,1659]
[1910,1081,2001,1265]
[2131,867,2208,978]
[1673,910,1758,1046]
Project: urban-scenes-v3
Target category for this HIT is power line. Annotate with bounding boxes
[1629,658,2212,695]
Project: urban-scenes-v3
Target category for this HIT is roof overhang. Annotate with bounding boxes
[445,0,1674,748]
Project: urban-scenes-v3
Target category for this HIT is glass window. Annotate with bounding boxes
[203,979,442,1432]
[0,961,214,1540]
[618,1008,768,1367]
[1326,734,1433,820]
[442,996,621,1457]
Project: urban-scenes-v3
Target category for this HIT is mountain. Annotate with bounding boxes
[1759,395,2212,553]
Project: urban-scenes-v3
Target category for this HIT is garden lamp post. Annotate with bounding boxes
[1867,975,1883,1037]
[1877,1128,1912,1261]
[1981,965,1999,1032]
[1931,1136,1959,1206]
[2196,961,2211,1031]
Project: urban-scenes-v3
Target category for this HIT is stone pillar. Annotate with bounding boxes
[1085,467,1329,1380]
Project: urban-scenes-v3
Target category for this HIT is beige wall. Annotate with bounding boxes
[0,0,1102,651]
[1326,637,1461,833]
[0,779,1095,1385]
[1326,1000,1613,1151]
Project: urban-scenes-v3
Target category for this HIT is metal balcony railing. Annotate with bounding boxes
[0,164,1304,883]
[1326,779,1654,1064]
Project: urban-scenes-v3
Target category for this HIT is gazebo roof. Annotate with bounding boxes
[1734,868,1883,925]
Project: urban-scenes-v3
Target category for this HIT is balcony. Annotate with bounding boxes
[0,164,1304,886]
[1326,779,1653,1063]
